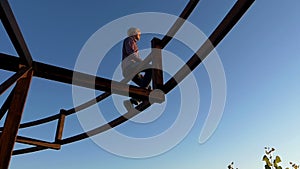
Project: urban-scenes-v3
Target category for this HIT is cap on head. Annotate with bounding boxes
[127,27,141,37]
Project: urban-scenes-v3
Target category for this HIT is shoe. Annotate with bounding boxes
[123,100,133,111]
[130,98,140,105]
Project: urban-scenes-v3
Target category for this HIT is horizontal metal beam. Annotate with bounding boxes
[0,0,33,66]
[0,53,164,103]
[16,136,60,150]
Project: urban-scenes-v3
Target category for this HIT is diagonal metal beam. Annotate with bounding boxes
[0,88,14,121]
[163,0,255,93]
[0,66,31,95]
[160,0,200,48]
[0,0,33,66]
[0,69,33,169]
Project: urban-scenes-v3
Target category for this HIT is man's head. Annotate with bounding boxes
[127,27,141,41]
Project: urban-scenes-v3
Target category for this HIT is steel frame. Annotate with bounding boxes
[0,0,254,168]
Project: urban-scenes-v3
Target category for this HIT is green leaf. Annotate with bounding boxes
[263,155,268,162]
[263,155,272,166]
[265,165,272,169]
[276,166,283,169]
[275,156,282,164]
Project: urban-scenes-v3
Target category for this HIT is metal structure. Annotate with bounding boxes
[0,0,255,168]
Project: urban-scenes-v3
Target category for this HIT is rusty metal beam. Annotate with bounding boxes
[151,38,164,90]
[0,53,19,72]
[0,0,33,66]
[16,136,60,150]
[0,53,164,103]
[0,69,33,169]
[55,110,66,143]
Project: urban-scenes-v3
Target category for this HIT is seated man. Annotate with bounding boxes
[121,27,152,109]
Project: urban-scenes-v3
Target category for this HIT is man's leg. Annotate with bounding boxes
[132,70,152,88]
[141,68,152,88]
[132,73,144,87]
[123,65,152,108]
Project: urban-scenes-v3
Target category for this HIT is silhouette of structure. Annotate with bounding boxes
[0,0,255,168]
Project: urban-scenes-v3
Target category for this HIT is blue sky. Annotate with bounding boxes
[1,0,300,169]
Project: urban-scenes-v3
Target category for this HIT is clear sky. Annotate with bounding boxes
[1,0,300,169]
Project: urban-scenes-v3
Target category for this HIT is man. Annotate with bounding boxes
[122,27,152,109]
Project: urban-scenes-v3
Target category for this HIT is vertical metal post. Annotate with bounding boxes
[55,109,66,145]
[151,38,164,90]
[0,69,33,169]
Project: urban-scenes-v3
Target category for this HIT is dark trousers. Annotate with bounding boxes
[131,69,152,88]
[123,63,152,88]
